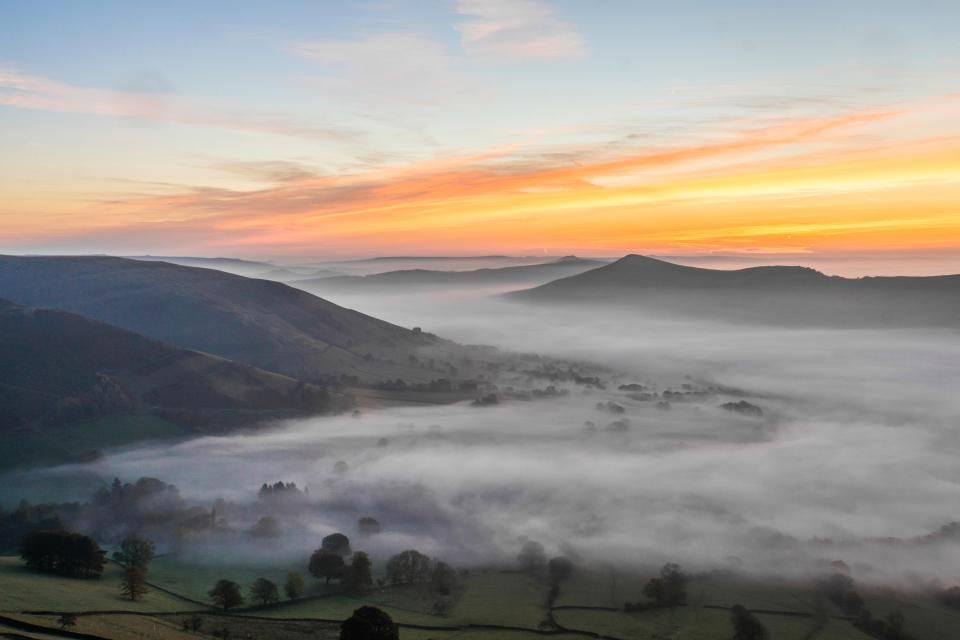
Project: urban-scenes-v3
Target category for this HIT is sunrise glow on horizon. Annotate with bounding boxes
[2,1,959,273]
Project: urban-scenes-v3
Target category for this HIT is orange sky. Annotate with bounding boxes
[1,91,959,278]
[7,97,956,264]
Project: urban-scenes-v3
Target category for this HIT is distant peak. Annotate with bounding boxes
[615,254,680,267]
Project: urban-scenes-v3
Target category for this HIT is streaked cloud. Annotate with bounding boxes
[9,100,954,257]
[0,63,359,141]
[454,0,585,60]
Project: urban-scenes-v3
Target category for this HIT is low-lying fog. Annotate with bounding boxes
[21,284,960,586]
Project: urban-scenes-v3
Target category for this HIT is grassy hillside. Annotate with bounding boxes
[0,414,187,473]
[0,299,334,431]
[0,557,194,613]
[0,256,485,383]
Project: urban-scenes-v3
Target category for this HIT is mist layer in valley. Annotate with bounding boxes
[12,275,960,590]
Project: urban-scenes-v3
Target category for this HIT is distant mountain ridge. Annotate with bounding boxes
[0,299,335,430]
[509,254,960,327]
[0,255,472,382]
[292,256,607,292]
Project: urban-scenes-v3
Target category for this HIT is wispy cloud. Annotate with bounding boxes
[0,63,360,141]
[289,33,479,109]
[453,0,585,61]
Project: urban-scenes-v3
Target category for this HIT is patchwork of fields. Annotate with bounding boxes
[5,554,957,640]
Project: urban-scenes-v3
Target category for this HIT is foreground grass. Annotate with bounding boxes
[0,556,195,613]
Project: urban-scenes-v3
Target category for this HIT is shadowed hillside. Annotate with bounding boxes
[0,256,474,382]
[509,254,960,327]
[0,299,336,430]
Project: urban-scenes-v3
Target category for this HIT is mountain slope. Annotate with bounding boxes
[292,256,607,293]
[0,256,462,381]
[509,254,960,327]
[0,299,334,430]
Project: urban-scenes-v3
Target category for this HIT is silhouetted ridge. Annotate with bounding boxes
[508,254,960,327]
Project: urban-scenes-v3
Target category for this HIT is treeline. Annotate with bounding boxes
[373,378,477,393]
[1,476,215,554]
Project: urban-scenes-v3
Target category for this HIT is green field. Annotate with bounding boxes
[148,555,306,605]
[4,554,956,640]
[0,556,198,613]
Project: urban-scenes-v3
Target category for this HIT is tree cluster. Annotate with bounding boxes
[19,530,105,578]
[821,571,912,640]
[258,481,304,499]
[385,549,432,586]
[626,563,687,611]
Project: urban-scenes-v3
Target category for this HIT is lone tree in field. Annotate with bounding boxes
[322,532,352,557]
[642,563,687,608]
[385,550,431,586]
[344,551,373,592]
[309,549,346,584]
[120,566,149,601]
[113,535,155,570]
[285,571,305,599]
[250,577,280,606]
[208,579,244,610]
[340,606,398,640]
[731,604,769,640]
[517,540,546,572]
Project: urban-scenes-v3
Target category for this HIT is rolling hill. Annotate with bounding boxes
[0,299,334,430]
[0,255,472,382]
[292,256,607,293]
[509,254,960,327]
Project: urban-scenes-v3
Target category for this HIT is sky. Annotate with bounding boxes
[1,0,959,270]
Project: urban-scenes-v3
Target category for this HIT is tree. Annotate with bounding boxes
[340,606,398,640]
[548,556,574,583]
[431,561,457,595]
[113,535,155,570]
[250,577,279,606]
[322,532,352,557]
[309,549,345,584]
[285,571,305,600]
[643,563,687,608]
[731,604,769,640]
[120,566,149,601]
[344,551,373,592]
[886,611,907,640]
[517,540,546,571]
[250,516,280,538]
[208,579,244,610]
[358,517,381,535]
[385,550,431,586]
[58,614,77,631]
